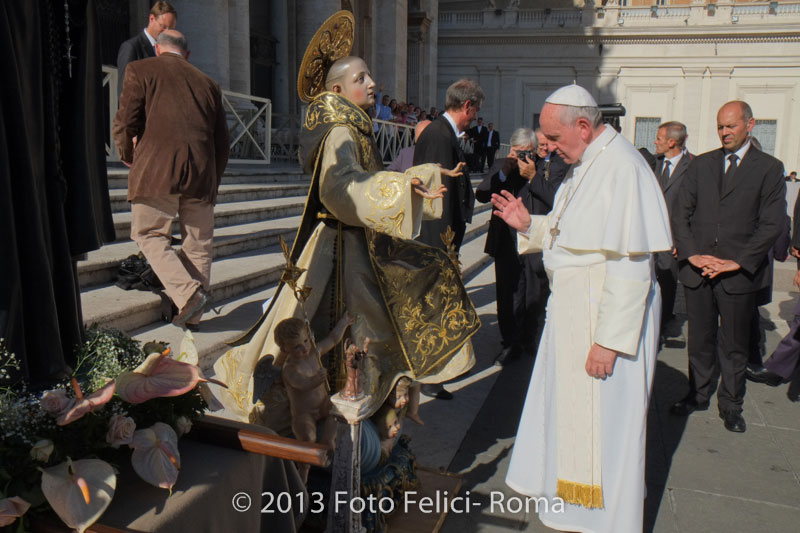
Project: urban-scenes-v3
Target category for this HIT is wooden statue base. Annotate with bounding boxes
[386,467,463,533]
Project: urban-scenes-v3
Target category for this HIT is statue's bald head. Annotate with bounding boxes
[324,56,376,109]
[325,57,361,90]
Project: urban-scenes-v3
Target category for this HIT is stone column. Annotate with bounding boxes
[406,12,431,107]
[172,0,230,89]
[681,66,707,155]
[421,0,437,109]
[271,0,291,114]
[227,0,250,95]
[375,0,408,100]
[326,394,372,533]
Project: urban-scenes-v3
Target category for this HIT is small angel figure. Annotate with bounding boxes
[274,311,353,482]
[342,337,369,400]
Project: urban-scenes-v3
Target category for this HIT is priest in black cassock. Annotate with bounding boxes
[0,0,115,388]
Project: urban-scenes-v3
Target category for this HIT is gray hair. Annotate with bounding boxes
[509,127,537,149]
[156,31,188,52]
[445,79,485,111]
[658,121,688,148]
[555,104,603,128]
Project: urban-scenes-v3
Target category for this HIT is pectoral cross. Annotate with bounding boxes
[548,223,561,249]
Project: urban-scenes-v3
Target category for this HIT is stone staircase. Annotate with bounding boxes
[79,166,494,372]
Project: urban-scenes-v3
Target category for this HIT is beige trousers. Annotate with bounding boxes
[130,196,213,320]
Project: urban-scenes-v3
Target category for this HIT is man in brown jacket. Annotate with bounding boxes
[113,29,229,327]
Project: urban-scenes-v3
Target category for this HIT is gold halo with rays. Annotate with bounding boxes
[296,10,355,103]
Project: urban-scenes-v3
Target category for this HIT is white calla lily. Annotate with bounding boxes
[40,458,116,533]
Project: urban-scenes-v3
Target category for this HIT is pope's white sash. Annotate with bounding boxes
[552,262,604,509]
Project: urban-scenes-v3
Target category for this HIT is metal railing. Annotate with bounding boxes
[101,65,272,164]
[270,113,301,162]
[222,90,271,164]
[373,119,415,165]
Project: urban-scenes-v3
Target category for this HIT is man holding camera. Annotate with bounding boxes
[476,128,541,365]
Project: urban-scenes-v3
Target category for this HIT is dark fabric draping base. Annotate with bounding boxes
[0,0,114,387]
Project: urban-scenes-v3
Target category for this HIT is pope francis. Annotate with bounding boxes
[492,85,672,533]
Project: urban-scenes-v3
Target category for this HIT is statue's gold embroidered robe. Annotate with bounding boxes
[214,93,478,423]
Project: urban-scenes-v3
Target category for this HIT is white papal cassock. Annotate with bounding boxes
[505,124,672,533]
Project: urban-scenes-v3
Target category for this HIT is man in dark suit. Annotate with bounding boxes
[486,123,501,169]
[475,128,537,365]
[113,30,229,329]
[511,129,568,363]
[116,1,177,98]
[653,121,693,331]
[413,78,483,399]
[671,101,786,432]
[469,117,490,171]
[413,78,483,252]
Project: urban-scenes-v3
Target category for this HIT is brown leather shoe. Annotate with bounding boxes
[173,288,210,327]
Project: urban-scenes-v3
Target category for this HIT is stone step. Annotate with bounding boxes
[78,215,303,288]
[111,196,307,241]
[106,166,308,189]
[137,211,496,376]
[82,208,493,340]
[108,183,310,213]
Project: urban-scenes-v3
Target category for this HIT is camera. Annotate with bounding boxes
[516,150,533,162]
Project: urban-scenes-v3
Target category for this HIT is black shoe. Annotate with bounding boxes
[787,379,800,402]
[186,323,200,333]
[745,366,784,387]
[494,345,519,367]
[173,288,210,327]
[669,397,709,416]
[719,410,746,433]
[420,383,453,400]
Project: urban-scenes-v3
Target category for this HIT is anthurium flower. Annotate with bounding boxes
[130,422,181,491]
[56,379,116,426]
[178,330,225,411]
[30,439,55,462]
[40,458,116,533]
[117,345,227,404]
[0,496,30,527]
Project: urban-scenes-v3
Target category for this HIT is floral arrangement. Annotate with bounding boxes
[0,327,224,532]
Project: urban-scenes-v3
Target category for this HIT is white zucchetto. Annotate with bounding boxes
[545,84,598,108]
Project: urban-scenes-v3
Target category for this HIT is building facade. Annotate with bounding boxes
[438,0,800,170]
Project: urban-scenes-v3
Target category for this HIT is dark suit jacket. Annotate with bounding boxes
[487,129,500,151]
[672,146,786,294]
[655,152,693,270]
[469,124,489,152]
[475,159,528,258]
[517,153,569,273]
[413,116,475,247]
[112,54,230,204]
[116,31,155,97]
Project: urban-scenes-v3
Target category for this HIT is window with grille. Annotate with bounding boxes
[751,119,777,156]
[634,117,661,151]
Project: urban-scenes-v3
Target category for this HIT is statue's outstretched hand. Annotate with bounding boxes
[411,177,447,199]
[439,161,467,178]
[491,190,531,233]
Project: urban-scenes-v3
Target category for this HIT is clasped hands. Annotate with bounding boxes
[410,161,466,199]
[688,254,740,278]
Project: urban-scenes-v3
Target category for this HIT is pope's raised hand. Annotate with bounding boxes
[439,161,467,178]
[491,190,531,233]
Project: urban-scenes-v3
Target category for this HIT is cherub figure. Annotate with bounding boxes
[374,404,403,462]
[387,376,424,426]
[342,337,370,400]
[274,312,353,482]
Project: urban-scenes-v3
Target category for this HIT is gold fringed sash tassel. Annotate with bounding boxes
[556,479,604,509]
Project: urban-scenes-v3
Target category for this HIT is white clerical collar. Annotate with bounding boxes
[443,112,461,137]
[143,28,157,48]
[725,140,751,161]
[576,124,615,165]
